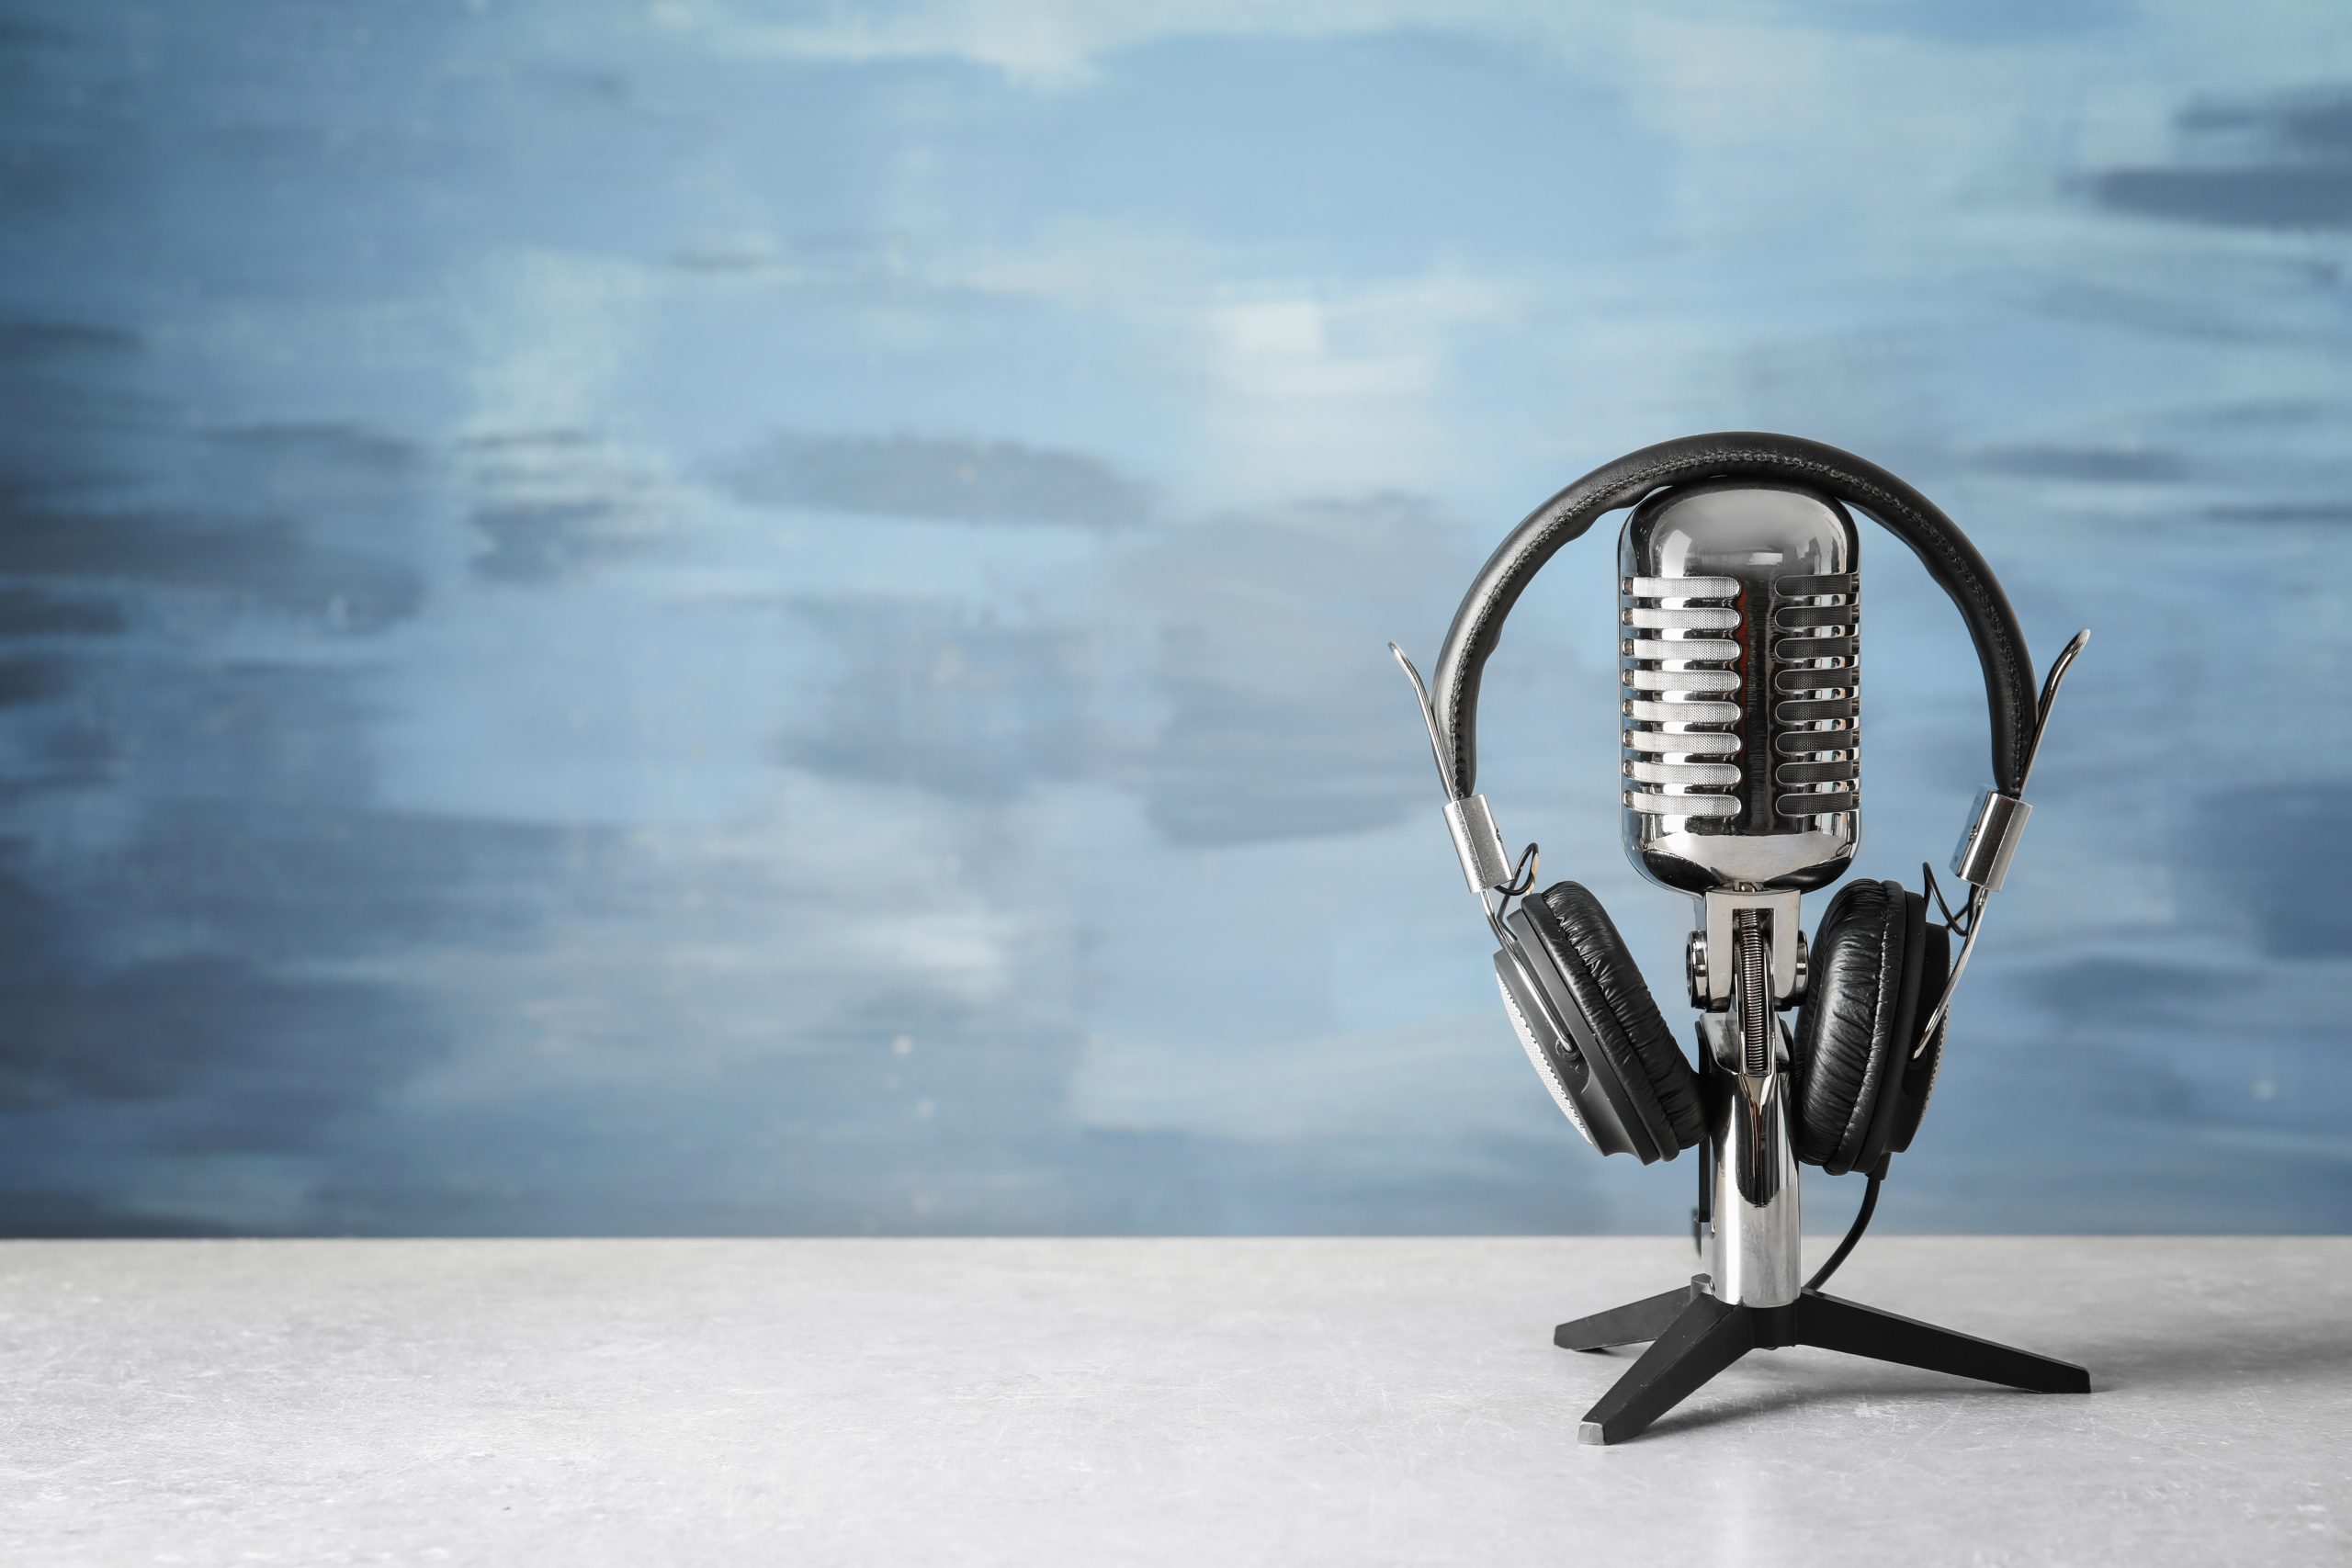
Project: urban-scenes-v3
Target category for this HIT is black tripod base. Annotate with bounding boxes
[1555,1282,2090,1445]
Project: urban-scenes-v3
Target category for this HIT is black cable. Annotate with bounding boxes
[1804,1167,1883,1292]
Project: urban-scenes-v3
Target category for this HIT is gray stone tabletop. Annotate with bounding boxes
[1,1237,2343,1564]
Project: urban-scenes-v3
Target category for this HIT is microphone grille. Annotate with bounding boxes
[1621,574,1742,819]
[1767,572,1859,820]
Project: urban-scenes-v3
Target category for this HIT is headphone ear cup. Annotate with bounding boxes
[1792,880,1912,1175]
[1519,882,1703,1156]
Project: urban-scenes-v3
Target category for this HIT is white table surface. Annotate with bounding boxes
[1,1237,2344,1565]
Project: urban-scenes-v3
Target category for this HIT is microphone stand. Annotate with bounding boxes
[1553,910,2089,1445]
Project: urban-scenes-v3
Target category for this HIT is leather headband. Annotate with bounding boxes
[1430,432,2036,801]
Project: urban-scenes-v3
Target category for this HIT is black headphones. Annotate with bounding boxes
[1398,433,2082,1176]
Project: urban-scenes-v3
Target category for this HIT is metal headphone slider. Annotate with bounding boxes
[1951,790,2030,893]
[1442,795,1515,894]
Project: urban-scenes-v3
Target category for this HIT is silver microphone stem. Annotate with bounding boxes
[1705,912,1802,1307]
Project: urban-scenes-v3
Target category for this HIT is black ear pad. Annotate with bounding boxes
[1876,916,1951,1161]
[1518,882,1703,1158]
[1792,880,1914,1175]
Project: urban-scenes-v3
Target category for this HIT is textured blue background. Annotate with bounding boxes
[2,2,2346,1235]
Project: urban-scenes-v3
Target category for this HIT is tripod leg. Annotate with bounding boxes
[1798,1290,2090,1393]
[1555,1277,1706,1352]
[1577,1293,1753,1445]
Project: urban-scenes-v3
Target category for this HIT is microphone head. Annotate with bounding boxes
[1618,481,1860,895]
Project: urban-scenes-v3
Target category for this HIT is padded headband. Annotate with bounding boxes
[1430,432,2036,801]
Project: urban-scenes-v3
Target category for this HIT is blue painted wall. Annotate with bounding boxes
[2,2,2346,1235]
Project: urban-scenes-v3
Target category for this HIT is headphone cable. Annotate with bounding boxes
[1803,1165,1884,1292]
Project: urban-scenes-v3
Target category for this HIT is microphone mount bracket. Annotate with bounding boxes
[1692,889,1804,1011]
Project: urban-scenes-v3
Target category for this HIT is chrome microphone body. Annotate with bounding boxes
[1619,481,1860,896]
[1619,479,1860,1309]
